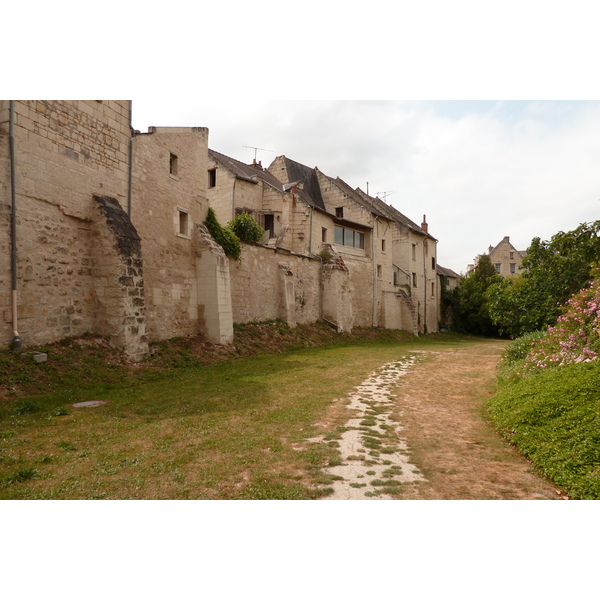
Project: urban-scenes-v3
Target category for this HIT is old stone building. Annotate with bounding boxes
[2,100,441,359]
[467,235,526,277]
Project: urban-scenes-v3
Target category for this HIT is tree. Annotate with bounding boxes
[450,254,503,336]
[487,220,600,337]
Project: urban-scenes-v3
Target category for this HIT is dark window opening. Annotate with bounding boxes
[170,153,178,177]
[264,214,275,238]
[208,168,217,188]
[335,207,344,218]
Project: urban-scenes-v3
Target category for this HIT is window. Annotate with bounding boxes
[381,239,386,252]
[377,265,382,279]
[170,153,178,177]
[334,225,365,249]
[177,208,190,237]
[335,207,344,218]
[431,282,435,297]
[510,251,514,259]
[510,263,516,274]
[264,214,275,238]
[412,273,417,288]
[208,168,216,188]
[322,228,327,243]
[495,263,501,273]
[393,271,398,286]
[432,257,436,270]
[412,244,417,260]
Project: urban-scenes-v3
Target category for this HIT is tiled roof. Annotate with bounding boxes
[208,149,285,192]
[436,264,460,278]
[280,157,326,211]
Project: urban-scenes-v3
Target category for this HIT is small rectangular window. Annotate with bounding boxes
[322,228,327,243]
[335,207,344,218]
[412,273,417,288]
[510,251,514,259]
[377,265,382,279]
[170,153,178,177]
[510,263,516,273]
[178,209,189,236]
[381,239,386,252]
[431,282,435,297]
[432,257,436,269]
[495,263,501,273]
[412,244,416,260]
[208,168,217,188]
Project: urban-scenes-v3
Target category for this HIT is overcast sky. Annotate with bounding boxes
[131,99,600,274]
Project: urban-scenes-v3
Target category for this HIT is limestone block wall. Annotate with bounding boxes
[229,244,321,326]
[0,195,97,346]
[343,254,374,327]
[194,224,233,344]
[91,195,148,360]
[0,100,132,349]
[131,127,210,341]
[0,101,131,220]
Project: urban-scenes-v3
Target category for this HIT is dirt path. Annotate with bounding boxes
[317,340,564,500]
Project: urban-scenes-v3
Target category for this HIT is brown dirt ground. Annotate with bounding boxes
[390,342,567,500]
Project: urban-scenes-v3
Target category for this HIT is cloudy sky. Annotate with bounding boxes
[131,99,600,274]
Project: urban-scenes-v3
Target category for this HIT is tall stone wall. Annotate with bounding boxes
[131,127,211,342]
[0,100,132,349]
[229,244,321,326]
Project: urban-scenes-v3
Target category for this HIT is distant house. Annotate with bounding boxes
[467,236,526,277]
[436,264,460,328]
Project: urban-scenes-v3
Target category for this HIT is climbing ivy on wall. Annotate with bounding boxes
[204,208,241,261]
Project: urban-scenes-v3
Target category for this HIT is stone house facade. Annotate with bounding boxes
[467,235,526,277]
[2,100,440,359]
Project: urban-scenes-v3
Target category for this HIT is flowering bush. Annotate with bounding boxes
[523,268,600,373]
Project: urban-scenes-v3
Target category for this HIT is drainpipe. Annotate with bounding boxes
[127,100,134,217]
[422,241,428,334]
[9,101,21,351]
[231,177,237,220]
[372,215,378,327]
[308,205,313,255]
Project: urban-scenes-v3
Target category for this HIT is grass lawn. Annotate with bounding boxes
[1,327,471,500]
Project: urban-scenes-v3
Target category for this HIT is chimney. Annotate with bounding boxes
[421,214,428,233]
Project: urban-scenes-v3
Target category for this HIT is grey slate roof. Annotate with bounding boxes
[208,149,285,192]
[436,264,460,279]
[279,157,326,211]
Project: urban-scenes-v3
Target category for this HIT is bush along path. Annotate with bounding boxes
[311,340,566,500]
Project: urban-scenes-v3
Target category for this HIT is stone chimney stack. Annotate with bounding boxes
[421,214,428,233]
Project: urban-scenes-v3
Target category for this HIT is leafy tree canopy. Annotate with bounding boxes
[487,220,600,336]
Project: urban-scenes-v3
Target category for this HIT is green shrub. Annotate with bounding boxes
[228,213,264,244]
[204,208,241,260]
[488,360,600,499]
[502,331,547,366]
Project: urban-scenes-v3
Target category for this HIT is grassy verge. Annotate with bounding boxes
[488,360,600,499]
[0,323,474,499]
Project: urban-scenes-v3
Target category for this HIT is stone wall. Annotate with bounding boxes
[131,127,212,342]
[0,100,133,349]
[229,243,321,327]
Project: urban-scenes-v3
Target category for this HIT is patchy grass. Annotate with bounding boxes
[0,323,475,500]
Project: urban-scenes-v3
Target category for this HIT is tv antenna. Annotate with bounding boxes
[243,145,273,161]
[377,190,395,202]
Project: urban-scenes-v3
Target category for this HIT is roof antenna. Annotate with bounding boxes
[243,145,273,163]
[377,190,395,202]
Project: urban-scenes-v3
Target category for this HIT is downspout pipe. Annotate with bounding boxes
[127,100,134,217]
[9,101,21,351]
[372,216,378,327]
